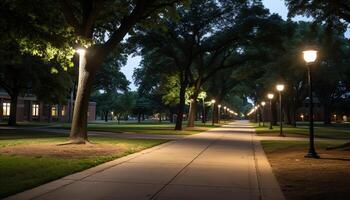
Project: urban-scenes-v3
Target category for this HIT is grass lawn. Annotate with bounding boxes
[262,140,350,200]
[252,122,350,139]
[51,121,222,135]
[0,129,166,198]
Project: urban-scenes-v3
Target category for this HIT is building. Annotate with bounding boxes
[0,90,96,122]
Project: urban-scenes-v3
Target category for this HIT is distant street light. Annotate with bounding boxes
[218,104,222,124]
[267,93,274,129]
[276,84,285,137]
[303,49,319,158]
[211,99,216,126]
[261,101,266,127]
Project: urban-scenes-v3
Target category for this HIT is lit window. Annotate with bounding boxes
[32,104,39,116]
[61,106,65,116]
[51,105,57,116]
[2,102,10,116]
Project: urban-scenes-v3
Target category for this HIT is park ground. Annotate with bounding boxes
[254,122,350,200]
[0,120,221,198]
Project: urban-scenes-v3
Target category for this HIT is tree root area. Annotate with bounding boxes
[0,142,126,158]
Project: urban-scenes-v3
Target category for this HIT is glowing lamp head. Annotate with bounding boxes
[276,84,285,92]
[218,104,221,108]
[303,50,317,63]
[76,48,86,55]
[261,101,266,106]
[224,106,227,109]
[211,99,216,104]
[267,93,274,99]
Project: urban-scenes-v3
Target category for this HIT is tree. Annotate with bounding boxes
[91,55,129,122]
[0,0,74,125]
[56,0,184,143]
[135,0,271,129]
[286,0,350,23]
[113,92,137,123]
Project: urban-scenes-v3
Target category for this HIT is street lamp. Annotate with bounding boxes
[261,101,266,127]
[276,84,285,137]
[218,104,221,124]
[303,49,319,158]
[267,93,274,129]
[211,99,216,126]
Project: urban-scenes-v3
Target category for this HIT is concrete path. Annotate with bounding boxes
[6,121,285,200]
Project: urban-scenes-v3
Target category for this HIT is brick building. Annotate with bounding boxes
[0,90,96,122]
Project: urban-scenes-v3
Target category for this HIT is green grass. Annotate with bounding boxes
[52,121,220,135]
[251,122,350,139]
[0,129,166,198]
[261,140,344,153]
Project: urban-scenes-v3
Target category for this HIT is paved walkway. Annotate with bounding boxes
[6,121,285,200]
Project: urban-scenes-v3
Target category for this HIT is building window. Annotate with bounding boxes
[32,104,39,116]
[51,105,58,117]
[3,102,10,116]
[61,106,65,116]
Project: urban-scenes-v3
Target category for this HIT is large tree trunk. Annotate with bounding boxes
[104,111,108,122]
[47,104,52,123]
[202,100,206,123]
[8,93,18,126]
[285,105,292,125]
[291,105,297,127]
[175,82,186,130]
[138,113,141,123]
[187,100,197,127]
[323,104,332,124]
[70,52,101,143]
[169,108,174,123]
[213,104,219,123]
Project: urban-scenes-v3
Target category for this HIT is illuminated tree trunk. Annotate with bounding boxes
[69,52,101,143]
[187,100,197,127]
[175,82,186,130]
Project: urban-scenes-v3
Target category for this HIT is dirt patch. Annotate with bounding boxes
[266,147,350,200]
[0,143,129,158]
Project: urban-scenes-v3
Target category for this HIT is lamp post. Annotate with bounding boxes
[267,93,274,129]
[261,101,266,127]
[276,84,285,137]
[303,49,319,158]
[211,99,216,126]
[218,104,221,124]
